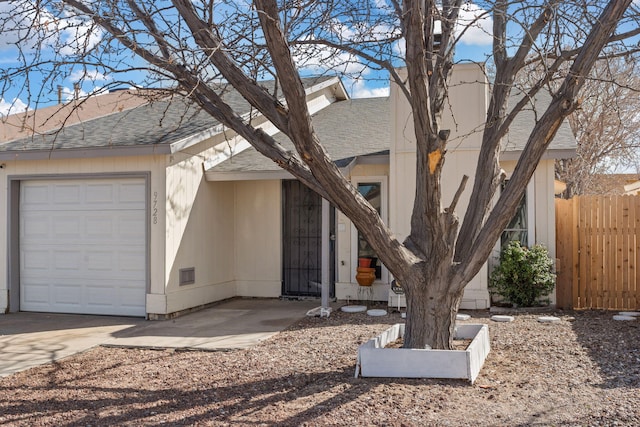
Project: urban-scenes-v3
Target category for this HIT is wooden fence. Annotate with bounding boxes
[555,195,639,310]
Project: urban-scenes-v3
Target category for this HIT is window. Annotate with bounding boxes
[357,182,382,278]
[500,181,528,249]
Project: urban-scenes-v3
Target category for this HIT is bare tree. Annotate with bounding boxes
[1,0,638,349]
[556,57,640,196]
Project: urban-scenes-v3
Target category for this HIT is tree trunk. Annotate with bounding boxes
[402,269,465,350]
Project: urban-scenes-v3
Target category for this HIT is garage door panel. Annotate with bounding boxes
[21,249,50,270]
[53,217,82,238]
[118,216,146,240]
[20,178,147,317]
[21,183,50,205]
[85,183,114,204]
[53,283,83,305]
[21,213,51,239]
[119,250,146,273]
[117,290,146,310]
[85,215,116,238]
[21,281,50,305]
[53,250,83,271]
[86,285,118,307]
[86,250,115,271]
[119,182,146,205]
[52,183,82,204]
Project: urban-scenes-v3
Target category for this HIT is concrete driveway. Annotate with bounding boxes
[0,298,320,377]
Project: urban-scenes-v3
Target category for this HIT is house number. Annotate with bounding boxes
[152,191,158,224]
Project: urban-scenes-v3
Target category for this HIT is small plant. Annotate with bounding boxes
[489,241,556,307]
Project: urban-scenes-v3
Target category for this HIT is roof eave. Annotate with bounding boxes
[0,144,172,161]
[499,148,577,162]
[206,169,294,181]
[169,77,347,155]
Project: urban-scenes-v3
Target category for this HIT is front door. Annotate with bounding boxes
[282,180,334,297]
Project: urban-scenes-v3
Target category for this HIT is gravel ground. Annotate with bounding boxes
[0,308,638,426]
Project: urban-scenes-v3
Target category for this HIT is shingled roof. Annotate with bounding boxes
[210,97,391,174]
[208,89,577,176]
[500,89,577,160]
[0,76,338,160]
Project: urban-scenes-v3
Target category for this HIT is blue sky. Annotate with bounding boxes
[0,1,495,115]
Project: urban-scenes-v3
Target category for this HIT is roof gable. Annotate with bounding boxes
[210,97,391,174]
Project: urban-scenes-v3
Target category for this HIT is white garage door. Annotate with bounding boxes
[20,178,147,316]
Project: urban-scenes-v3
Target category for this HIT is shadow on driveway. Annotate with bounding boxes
[0,298,322,377]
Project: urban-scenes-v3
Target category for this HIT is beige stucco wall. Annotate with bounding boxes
[161,148,237,314]
[233,180,282,297]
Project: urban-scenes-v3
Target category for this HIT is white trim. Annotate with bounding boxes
[500,149,577,161]
[304,76,349,101]
[526,178,535,247]
[206,170,294,181]
[492,175,536,260]
[321,199,330,307]
[350,176,389,284]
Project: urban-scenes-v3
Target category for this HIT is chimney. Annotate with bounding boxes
[57,85,63,104]
[73,82,80,100]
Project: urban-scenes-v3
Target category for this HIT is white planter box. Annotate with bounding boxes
[356,323,490,383]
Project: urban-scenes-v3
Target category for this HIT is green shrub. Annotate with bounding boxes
[489,241,556,307]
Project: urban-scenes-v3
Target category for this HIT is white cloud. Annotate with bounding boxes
[58,84,107,102]
[455,3,493,46]
[0,97,29,116]
[293,36,368,76]
[58,11,104,56]
[0,1,103,56]
[69,69,112,83]
[391,4,493,58]
[350,79,390,99]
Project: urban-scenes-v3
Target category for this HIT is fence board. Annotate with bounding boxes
[555,195,640,310]
[572,197,580,309]
[555,199,572,309]
[629,196,640,310]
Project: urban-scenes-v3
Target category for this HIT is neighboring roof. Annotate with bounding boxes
[0,76,341,160]
[624,180,640,195]
[582,173,640,195]
[554,179,567,195]
[0,89,156,142]
[211,97,391,174]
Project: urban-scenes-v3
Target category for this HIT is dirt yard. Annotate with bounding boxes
[0,308,638,426]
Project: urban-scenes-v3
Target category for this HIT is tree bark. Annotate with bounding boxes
[402,267,465,350]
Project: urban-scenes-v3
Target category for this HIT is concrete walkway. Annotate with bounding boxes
[0,298,320,377]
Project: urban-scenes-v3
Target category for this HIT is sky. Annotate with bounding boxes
[0,2,494,116]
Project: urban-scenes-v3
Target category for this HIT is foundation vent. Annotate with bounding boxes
[179,267,195,286]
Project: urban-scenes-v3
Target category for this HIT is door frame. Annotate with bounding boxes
[350,175,389,284]
[281,179,335,297]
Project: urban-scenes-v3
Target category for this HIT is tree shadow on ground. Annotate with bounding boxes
[0,362,470,426]
[570,310,640,389]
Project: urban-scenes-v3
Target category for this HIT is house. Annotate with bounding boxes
[571,173,640,195]
[624,180,640,195]
[0,64,576,318]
